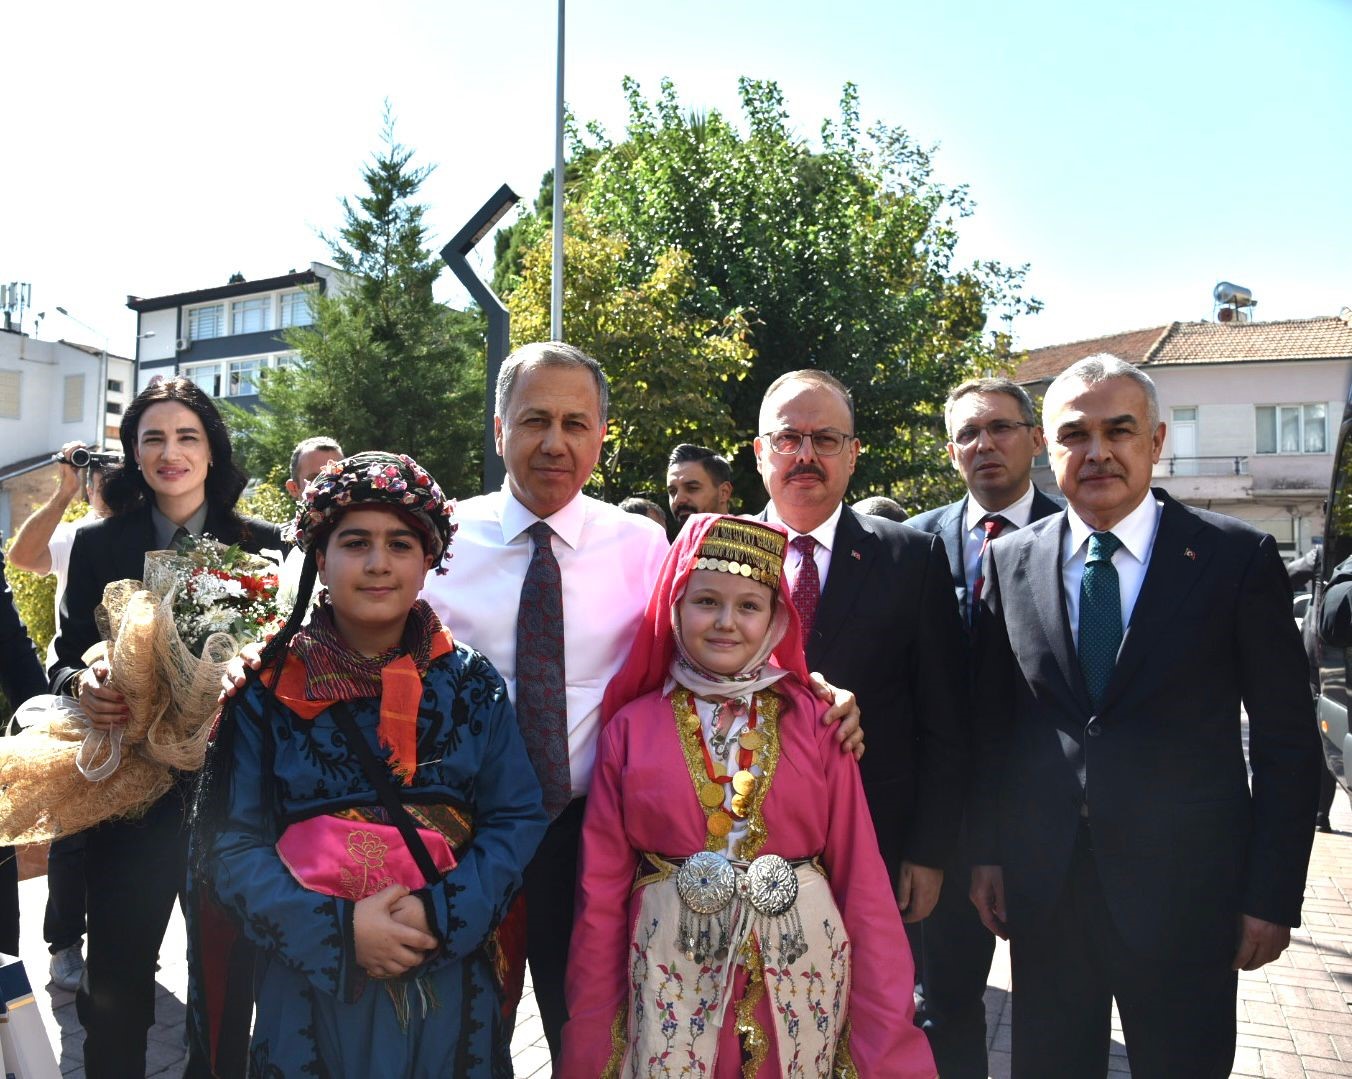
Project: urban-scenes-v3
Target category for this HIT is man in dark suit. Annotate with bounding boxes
[905,376,1059,1076]
[970,355,1321,1077]
[755,369,966,920]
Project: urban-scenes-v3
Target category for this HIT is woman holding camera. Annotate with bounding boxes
[49,376,285,1078]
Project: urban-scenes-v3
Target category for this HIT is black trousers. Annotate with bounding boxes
[522,795,586,1064]
[907,831,996,1078]
[44,832,87,954]
[1010,822,1237,1079]
[76,788,188,1079]
[0,847,18,956]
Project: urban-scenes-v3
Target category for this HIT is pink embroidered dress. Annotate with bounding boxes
[562,514,935,1077]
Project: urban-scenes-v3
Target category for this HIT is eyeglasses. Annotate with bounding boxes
[951,420,1036,447]
[761,428,854,456]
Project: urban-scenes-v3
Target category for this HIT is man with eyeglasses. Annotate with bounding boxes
[754,370,967,935]
[903,376,1060,1076]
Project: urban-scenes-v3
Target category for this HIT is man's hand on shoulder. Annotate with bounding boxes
[809,673,863,759]
[1232,914,1291,971]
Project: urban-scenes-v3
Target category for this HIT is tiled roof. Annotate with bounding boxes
[1147,316,1352,365]
[1014,326,1170,382]
[1015,313,1352,383]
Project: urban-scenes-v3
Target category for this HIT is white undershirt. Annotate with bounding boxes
[962,485,1037,594]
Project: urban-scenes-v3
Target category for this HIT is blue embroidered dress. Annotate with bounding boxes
[195,643,546,1078]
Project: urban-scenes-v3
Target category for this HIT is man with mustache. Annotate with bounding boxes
[754,369,967,923]
[969,355,1320,1077]
[903,377,1060,1077]
[666,443,733,529]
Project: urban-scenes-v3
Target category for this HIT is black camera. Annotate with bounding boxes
[62,448,122,470]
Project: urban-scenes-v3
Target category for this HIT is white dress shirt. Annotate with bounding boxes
[421,485,669,797]
[1061,492,1163,648]
[962,485,1038,595]
[768,501,842,593]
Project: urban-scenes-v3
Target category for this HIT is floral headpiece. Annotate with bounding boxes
[285,451,457,575]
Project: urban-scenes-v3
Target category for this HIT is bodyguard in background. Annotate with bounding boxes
[905,376,1058,1076]
[970,355,1321,1077]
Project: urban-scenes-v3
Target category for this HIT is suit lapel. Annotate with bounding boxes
[807,507,876,668]
[1025,514,1094,713]
[1030,487,1061,522]
[1099,493,1210,709]
[941,498,967,595]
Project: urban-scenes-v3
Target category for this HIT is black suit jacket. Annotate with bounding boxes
[0,550,47,709]
[906,487,1062,626]
[765,503,968,877]
[49,505,286,694]
[971,490,1321,962]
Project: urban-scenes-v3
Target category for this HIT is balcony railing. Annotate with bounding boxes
[1160,456,1250,477]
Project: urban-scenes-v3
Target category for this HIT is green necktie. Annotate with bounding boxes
[1078,531,1123,708]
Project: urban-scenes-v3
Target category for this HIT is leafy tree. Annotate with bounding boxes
[501,77,1039,512]
[227,110,486,498]
[508,208,753,501]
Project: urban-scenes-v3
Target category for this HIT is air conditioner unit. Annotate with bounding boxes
[175,337,190,352]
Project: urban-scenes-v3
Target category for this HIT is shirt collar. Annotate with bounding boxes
[498,482,587,551]
[765,500,842,552]
[1065,490,1161,564]
[151,501,208,549]
[965,484,1037,533]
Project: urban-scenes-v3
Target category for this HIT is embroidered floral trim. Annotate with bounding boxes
[734,936,769,1077]
[671,689,783,855]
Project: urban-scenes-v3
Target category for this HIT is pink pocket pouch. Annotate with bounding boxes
[277,814,458,901]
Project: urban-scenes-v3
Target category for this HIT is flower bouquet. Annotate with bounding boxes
[0,535,283,843]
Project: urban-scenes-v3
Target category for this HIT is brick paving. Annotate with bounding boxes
[13,791,1352,1077]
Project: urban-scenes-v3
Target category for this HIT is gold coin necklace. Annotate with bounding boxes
[696,696,762,824]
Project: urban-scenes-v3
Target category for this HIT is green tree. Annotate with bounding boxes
[227,110,486,498]
[509,208,753,501]
[502,78,1039,512]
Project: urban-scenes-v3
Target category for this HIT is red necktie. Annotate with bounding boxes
[791,534,821,637]
[970,515,1009,624]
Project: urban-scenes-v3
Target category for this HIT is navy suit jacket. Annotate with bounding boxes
[761,502,968,877]
[971,490,1321,962]
[906,486,1062,627]
[0,551,47,712]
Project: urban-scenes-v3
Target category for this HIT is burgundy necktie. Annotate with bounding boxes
[515,521,571,818]
[791,534,821,637]
[970,514,1009,624]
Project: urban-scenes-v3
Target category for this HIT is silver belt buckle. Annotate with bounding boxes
[743,854,798,917]
[675,850,736,915]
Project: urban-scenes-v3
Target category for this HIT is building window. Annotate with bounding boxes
[107,401,123,416]
[188,304,224,341]
[273,351,301,370]
[182,362,224,398]
[107,378,123,393]
[228,357,267,396]
[279,290,314,328]
[1256,403,1327,454]
[64,374,85,423]
[0,370,19,419]
[231,297,272,335]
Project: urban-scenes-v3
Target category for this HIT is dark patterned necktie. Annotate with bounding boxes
[1078,531,1124,709]
[791,535,821,637]
[969,514,1009,624]
[515,521,571,818]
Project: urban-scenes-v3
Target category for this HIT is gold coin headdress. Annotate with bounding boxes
[691,517,787,590]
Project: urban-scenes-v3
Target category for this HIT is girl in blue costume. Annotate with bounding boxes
[188,452,546,1078]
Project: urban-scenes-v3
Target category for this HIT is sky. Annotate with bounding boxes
[3,0,1349,359]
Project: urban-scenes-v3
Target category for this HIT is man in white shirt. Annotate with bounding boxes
[969,355,1320,1076]
[903,378,1060,1077]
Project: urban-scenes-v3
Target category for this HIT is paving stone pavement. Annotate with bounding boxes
[14,791,1352,1077]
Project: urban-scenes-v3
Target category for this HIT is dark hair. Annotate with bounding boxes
[944,377,1038,435]
[853,495,908,523]
[619,496,668,524]
[667,444,732,487]
[102,376,248,517]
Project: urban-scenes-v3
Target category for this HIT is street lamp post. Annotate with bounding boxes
[441,185,521,493]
